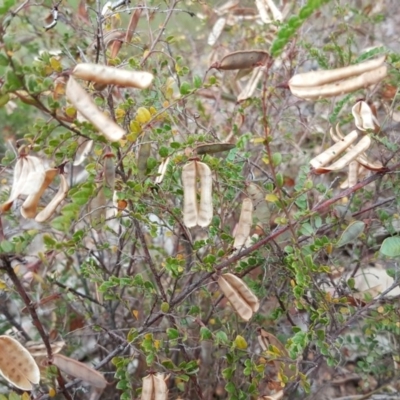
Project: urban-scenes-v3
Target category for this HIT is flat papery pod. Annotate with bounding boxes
[1,156,46,213]
[35,174,69,222]
[125,8,142,43]
[258,391,284,400]
[245,182,270,226]
[89,184,107,226]
[289,56,386,88]
[103,154,115,189]
[214,50,269,70]
[340,160,358,189]
[21,168,58,219]
[352,100,380,131]
[215,0,239,16]
[155,157,170,184]
[218,273,259,321]
[233,198,253,249]
[352,267,400,298]
[72,63,154,89]
[26,340,65,357]
[310,130,358,169]
[52,354,107,389]
[264,0,283,21]
[141,374,154,400]
[153,373,168,400]
[355,153,384,171]
[257,329,294,380]
[66,77,126,142]
[208,17,226,46]
[182,161,198,228]
[255,0,272,23]
[137,141,151,179]
[314,135,371,174]
[73,139,93,166]
[196,161,213,228]
[0,335,40,390]
[237,66,264,101]
[289,65,387,100]
[195,142,235,155]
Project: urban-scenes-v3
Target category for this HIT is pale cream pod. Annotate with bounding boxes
[35,174,69,222]
[310,130,358,169]
[352,100,380,131]
[218,273,259,321]
[0,335,40,391]
[315,135,371,173]
[153,373,168,400]
[21,168,58,218]
[207,17,226,46]
[196,161,213,228]
[72,63,154,89]
[182,161,198,228]
[290,66,387,100]
[66,76,126,142]
[289,56,386,88]
[141,374,155,400]
[233,198,253,248]
[52,354,107,389]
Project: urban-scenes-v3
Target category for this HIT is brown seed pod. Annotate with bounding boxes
[0,335,40,391]
[218,273,259,321]
[212,50,269,70]
[140,373,168,400]
[195,142,235,155]
[72,63,154,89]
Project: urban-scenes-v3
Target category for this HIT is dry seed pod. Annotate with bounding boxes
[214,50,269,70]
[182,161,198,228]
[141,374,154,399]
[259,391,284,400]
[233,198,253,249]
[255,0,271,23]
[289,56,386,88]
[246,182,270,226]
[26,341,65,357]
[309,130,358,169]
[155,157,170,184]
[218,273,259,321]
[264,0,282,21]
[21,168,58,219]
[196,161,213,228]
[195,142,235,155]
[52,354,107,389]
[237,66,264,101]
[35,174,69,222]
[347,160,358,187]
[315,135,371,174]
[0,335,40,390]
[352,100,380,131]
[72,63,154,89]
[289,66,387,100]
[104,153,115,189]
[258,329,294,379]
[73,138,93,166]
[153,373,168,400]
[66,76,126,142]
[208,17,226,46]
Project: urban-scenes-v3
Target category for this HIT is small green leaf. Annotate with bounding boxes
[159,146,169,157]
[167,328,179,340]
[380,236,400,257]
[193,75,202,89]
[0,240,14,253]
[180,81,191,95]
[336,221,365,248]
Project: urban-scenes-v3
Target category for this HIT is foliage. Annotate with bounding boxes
[1,0,400,399]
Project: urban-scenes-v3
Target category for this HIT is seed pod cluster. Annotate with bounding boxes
[289,56,387,99]
[351,100,380,131]
[0,335,40,391]
[141,372,168,400]
[218,273,259,321]
[182,161,213,228]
